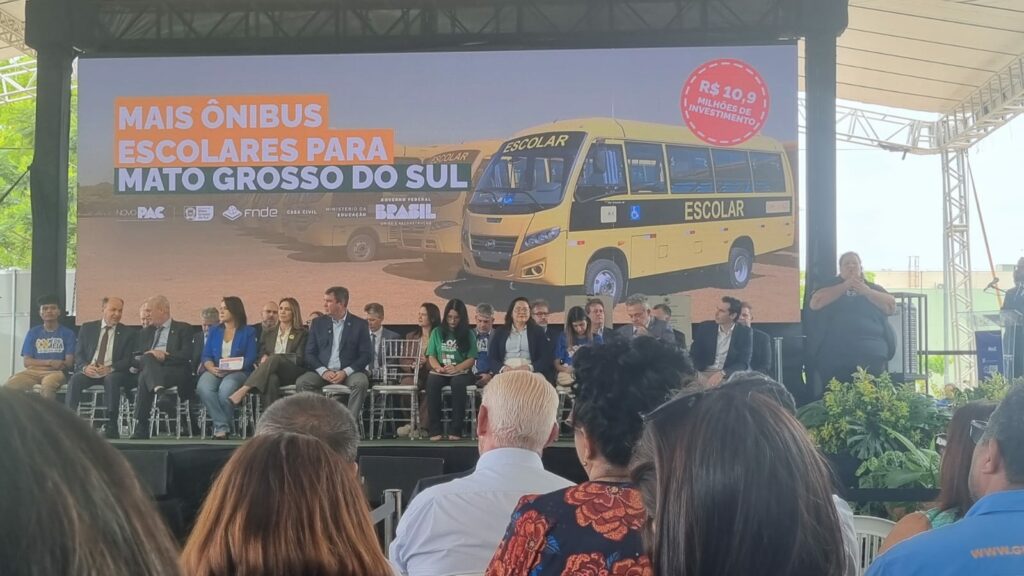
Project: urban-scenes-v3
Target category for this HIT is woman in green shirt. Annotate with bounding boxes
[425,298,478,441]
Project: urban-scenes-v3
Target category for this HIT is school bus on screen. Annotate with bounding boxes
[460,118,795,303]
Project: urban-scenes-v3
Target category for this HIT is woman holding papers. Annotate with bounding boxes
[425,298,478,441]
[197,296,258,439]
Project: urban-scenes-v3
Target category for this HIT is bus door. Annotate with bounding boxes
[624,142,669,278]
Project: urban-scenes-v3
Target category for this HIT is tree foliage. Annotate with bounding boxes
[0,78,78,269]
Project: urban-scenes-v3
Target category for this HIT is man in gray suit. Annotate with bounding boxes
[364,302,400,381]
[617,293,676,345]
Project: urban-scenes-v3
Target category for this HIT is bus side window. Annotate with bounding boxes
[710,149,753,193]
[668,145,714,194]
[576,144,627,202]
[750,151,786,193]
[625,142,667,194]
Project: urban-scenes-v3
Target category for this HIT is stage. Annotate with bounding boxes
[114,438,585,540]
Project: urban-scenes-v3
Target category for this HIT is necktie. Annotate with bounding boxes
[372,333,379,368]
[152,326,163,350]
[96,326,111,366]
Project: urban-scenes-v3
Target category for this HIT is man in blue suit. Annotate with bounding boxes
[296,286,373,431]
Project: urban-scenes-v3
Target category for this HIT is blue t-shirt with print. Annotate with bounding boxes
[21,324,76,361]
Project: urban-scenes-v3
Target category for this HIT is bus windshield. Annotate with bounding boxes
[468,132,584,214]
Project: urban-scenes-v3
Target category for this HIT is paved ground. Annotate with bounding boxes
[77,216,800,324]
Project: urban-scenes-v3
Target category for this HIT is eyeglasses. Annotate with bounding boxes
[970,420,989,445]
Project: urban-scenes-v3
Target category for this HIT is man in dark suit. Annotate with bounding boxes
[363,302,399,382]
[296,286,373,429]
[690,296,753,387]
[132,295,196,439]
[618,294,676,345]
[652,302,688,349]
[65,296,138,439]
[585,297,617,343]
[739,301,773,376]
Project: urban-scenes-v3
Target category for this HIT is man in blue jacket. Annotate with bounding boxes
[868,384,1024,576]
[296,286,373,434]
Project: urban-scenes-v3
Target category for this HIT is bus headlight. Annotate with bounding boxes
[430,220,458,231]
[521,227,561,251]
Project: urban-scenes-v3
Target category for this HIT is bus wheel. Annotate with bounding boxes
[585,259,625,303]
[346,233,377,262]
[724,245,753,289]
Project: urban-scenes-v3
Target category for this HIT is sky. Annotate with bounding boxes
[799,106,1024,273]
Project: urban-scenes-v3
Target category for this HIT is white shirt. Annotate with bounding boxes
[711,323,734,371]
[316,314,352,376]
[275,327,291,355]
[389,448,574,576]
[152,318,173,352]
[91,322,117,366]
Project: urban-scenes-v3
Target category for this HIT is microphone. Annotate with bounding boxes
[985,278,1000,290]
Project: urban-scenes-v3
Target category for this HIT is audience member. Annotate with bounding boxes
[390,371,572,576]
[230,298,307,406]
[488,296,554,383]
[139,301,153,328]
[296,286,373,427]
[305,310,323,327]
[3,294,75,400]
[487,337,691,575]
[880,401,999,553]
[65,296,138,439]
[809,251,896,392]
[473,303,496,386]
[0,389,181,576]
[618,293,676,345]
[531,299,551,336]
[739,301,773,374]
[585,297,616,342]
[690,296,753,386]
[425,299,478,441]
[642,374,849,576]
[132,295,194,439]
[181,433,391,576]
[868,386,1024,575]
[196,297,258,439]
[251,300,279,342]
[365,302,399,381]
[651,303,671,324]
[553,305,594,386]
[255,392,360,463]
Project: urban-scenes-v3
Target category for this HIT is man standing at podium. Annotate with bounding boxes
[1002,257,1024,378]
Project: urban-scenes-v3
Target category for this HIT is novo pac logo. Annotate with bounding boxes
[222,205,243,221]
[137,206,165,220]
[184,205,214,222]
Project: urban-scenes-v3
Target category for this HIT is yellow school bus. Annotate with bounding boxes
[281,145,430,262]
[399,140,503,264]
[461,118,795,302]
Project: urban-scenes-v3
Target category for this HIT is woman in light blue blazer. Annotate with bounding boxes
[196,296,258,439]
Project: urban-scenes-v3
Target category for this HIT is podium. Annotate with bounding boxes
[963,310,1021,380]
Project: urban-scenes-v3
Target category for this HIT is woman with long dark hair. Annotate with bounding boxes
[488,296,554,382]
[880,400,998,553]
[0,389,181,576]
[553,305,595,386]
[425,299,478,441]
[196,296,258,439]
[643,375,849,576]
[181,433,392,575]
[397,302,442,437]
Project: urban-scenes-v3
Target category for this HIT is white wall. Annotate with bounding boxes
[0,270,77,382]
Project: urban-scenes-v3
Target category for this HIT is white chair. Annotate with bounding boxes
[853,514,896,575]
[441,384,478,438]
[556,385,574,435]
[150,386,192,439]
[75,383,107,425]
[369,339,423,439]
